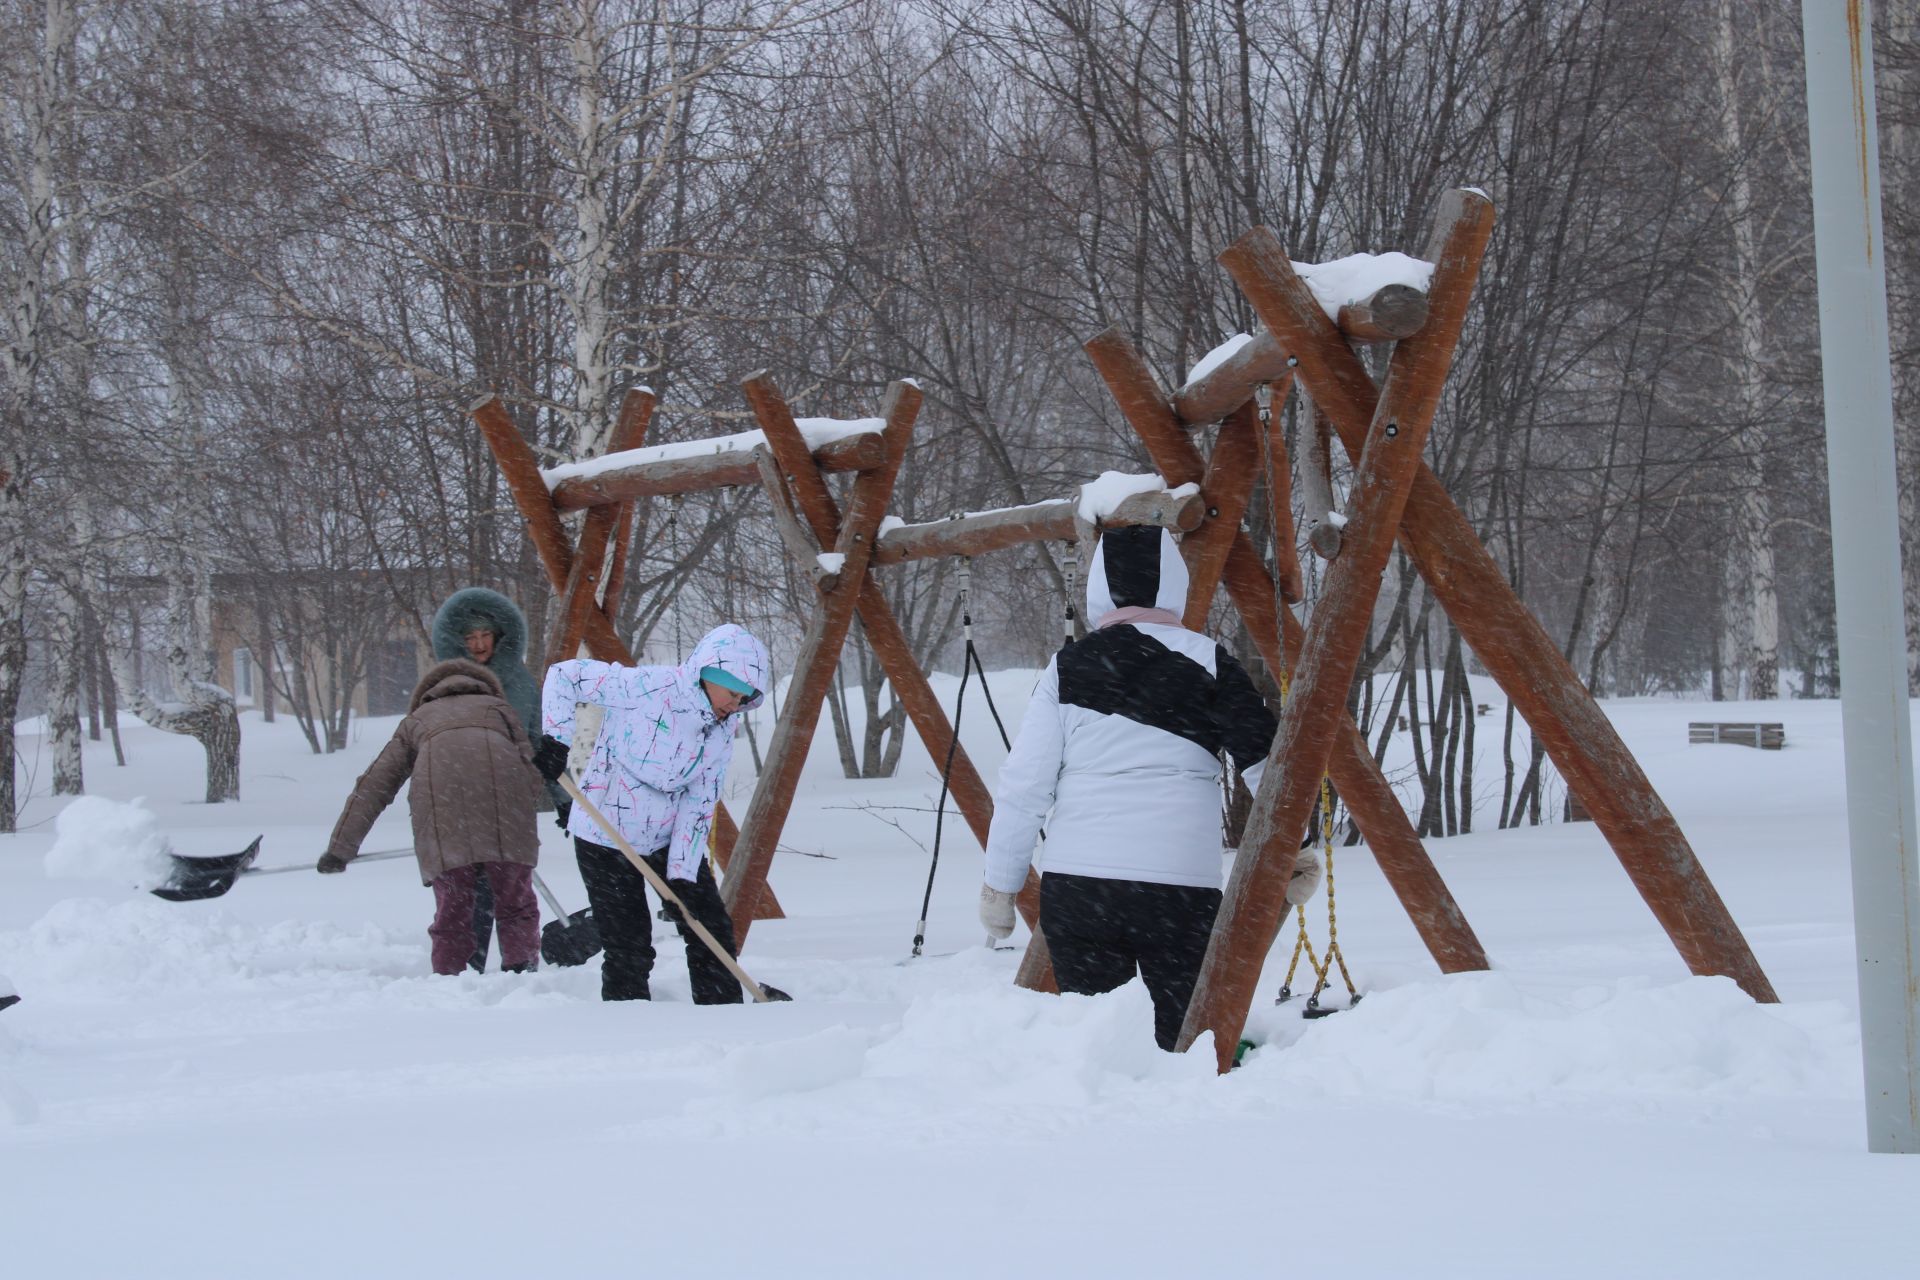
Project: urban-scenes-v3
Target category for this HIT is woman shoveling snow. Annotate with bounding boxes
[317,657,547,975]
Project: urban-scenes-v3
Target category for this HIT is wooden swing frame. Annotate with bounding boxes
[473,185,1774,1065]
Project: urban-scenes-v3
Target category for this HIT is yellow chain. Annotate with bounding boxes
[1265,436,1358,1013]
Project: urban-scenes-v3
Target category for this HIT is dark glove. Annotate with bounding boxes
[553,796,573,833]
[316,853,348,875]
[532,734,570,784]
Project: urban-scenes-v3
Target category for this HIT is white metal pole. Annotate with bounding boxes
[1801,0,1920,1153]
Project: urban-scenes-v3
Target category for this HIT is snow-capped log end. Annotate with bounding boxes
[1174,257,1436,425]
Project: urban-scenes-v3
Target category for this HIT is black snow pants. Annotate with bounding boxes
[1040,872,1223,1051]
[574,836,743,1005]
[467,873,496,972]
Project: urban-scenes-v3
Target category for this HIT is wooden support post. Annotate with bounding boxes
[1260,384,1307,604]
[752,446,840,591]
[1181,188,1494,1070]
[722,382,919,941]
[1219,199,1778,1006]
[743,372,1056,987]
[470,395,629,662]
[545,388,654,671]
[1083,329,1489,987]
[1179,403,1262,628]
[1298,398,1344,560]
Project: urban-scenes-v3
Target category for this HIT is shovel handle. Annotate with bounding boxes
[253,847,416,878]
[557,773,778,1003]
[531,870,571,920]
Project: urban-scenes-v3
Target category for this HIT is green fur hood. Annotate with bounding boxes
[429,587,539,737]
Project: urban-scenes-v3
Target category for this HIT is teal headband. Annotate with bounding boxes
[699,666,755,696]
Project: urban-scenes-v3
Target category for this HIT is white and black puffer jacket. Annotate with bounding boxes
[983,526,1279,894]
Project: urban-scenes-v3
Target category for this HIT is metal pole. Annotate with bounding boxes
[1801,0,1920,1153]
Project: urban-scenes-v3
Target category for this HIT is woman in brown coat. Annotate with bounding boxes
[317,658,546,974]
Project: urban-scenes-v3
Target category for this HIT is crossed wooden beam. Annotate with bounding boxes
[473,185,1772,1066]
[1075,187,1774,1070]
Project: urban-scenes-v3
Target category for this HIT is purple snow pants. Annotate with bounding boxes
[430,863,538,975]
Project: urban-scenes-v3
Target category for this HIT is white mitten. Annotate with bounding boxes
[1287,848,1324,907]
[979,884,1018,941]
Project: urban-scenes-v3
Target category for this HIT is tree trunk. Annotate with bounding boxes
[47,577,83,794]
[1712,0,1779,700]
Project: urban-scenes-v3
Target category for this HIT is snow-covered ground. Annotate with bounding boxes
[3,675,1915,1277]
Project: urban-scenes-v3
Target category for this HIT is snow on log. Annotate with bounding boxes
[870,485,1202,566]
[545,418,888,510]
[1173,258,1433,426]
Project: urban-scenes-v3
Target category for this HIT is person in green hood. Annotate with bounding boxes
[428,587,553,970]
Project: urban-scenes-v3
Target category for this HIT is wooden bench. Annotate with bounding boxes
[1688,721,1785,750]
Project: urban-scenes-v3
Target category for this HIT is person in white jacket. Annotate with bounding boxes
[539,623,769,1004]
[978,525,1318,1050]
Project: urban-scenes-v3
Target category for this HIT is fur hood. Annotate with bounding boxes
[430,587,529,663]
[410,657,508,713]
[427,587,541,740]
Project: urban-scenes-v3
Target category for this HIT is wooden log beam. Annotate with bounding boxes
[752,445,839,591]
[1181,188,1495,1071]
[723,382,918,940]
[740,372,1053,981]
[1337,283,1429,342]
[472,396,578,593]
[469,396,627,664]
[1083,328,1489,988]
[548,431,887,511]
[1299,397,1345,560]
[1180,404,1262,627]
[870,489,1202,567]
[1173,331,1292,427]
[1219,207,1777,1007]
[545,388,654,673]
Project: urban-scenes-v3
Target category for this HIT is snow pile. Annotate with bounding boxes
[1240,973,1859,1106]
[43,797,174,890]
[685,980,1214,1141]
[1295,251,1433,320]
[1075,472,1200,523]
[0,898,422,999]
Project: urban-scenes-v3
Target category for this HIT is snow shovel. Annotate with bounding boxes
[556,773,790,1002]
[533,873,600,968]
[151,840,412,901]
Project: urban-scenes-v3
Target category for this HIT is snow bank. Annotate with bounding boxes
[1239,972,1859,1106]
[676,979,1215,1141]
[0,898,422,999]
[43,797,174,890]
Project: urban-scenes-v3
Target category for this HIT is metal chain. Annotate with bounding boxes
[1062,541,1078,647]
[1261,377,1359,1015]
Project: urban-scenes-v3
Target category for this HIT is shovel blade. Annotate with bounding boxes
[540,908,601,967]
[151,836,264,902]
